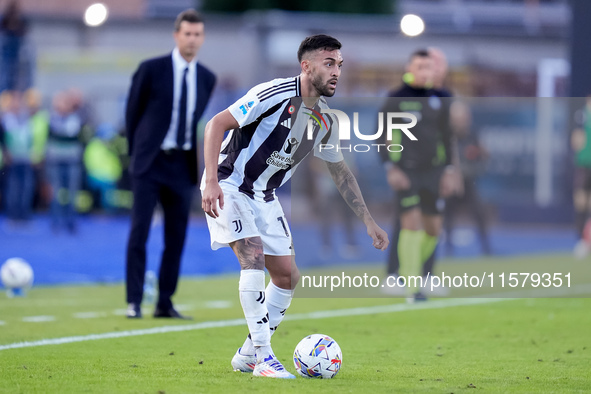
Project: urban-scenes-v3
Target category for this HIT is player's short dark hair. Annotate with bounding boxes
[409,49,430,62]
[174,9,203,31]
[297,34,342,62]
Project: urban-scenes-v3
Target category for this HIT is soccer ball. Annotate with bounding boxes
[293,334,342,379]
[1,258,34,290]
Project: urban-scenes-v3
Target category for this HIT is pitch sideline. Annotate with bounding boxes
[2,283,590,352]
[0,297,512,351]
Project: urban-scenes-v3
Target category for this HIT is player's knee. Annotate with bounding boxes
[401,213,421,231]
[248,257,265,271]
[423,222,442,237]
[271,268,299,290]
[231,237,265,270]
[424,226,440,237]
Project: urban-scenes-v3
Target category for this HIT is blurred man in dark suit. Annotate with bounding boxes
[125,9,216,319]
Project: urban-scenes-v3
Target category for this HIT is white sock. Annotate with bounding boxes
[266,281,293,334]
[255,345,274,363]
[240,334,256,356]
[240,281,293,356]
[238,270,269,351]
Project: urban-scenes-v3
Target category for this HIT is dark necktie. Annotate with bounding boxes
[176,66,188,149]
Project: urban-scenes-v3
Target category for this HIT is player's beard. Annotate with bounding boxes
[312,73,336,97]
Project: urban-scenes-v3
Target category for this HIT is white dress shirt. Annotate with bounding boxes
[161,47,198,150]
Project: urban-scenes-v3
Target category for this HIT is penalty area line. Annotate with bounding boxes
[0,297,513,352]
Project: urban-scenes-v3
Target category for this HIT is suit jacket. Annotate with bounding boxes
[125,54,216,184]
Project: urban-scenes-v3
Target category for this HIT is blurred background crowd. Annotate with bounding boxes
[0,86,128,231]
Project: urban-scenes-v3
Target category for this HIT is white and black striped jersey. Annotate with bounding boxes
[207,76,343,202]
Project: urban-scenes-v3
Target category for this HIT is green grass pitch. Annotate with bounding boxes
[0,254,590,393]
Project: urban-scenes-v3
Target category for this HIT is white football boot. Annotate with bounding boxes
[253,354,296,379]
[231,348,256,373]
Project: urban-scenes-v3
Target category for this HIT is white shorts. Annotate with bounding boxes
[204,187,293,256]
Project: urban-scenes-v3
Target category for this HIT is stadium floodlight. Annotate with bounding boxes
[400,14,425,37]
[84,3,109,27]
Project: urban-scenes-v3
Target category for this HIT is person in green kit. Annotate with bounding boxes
[572,95,591,257]
[24,89,49,168]
[24,89,50,212]
[83,123,122,211]
[378,49,460,301]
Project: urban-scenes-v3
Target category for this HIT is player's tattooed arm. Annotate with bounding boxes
[327,160,390,251]
[231,237,265,270]
[326,160,372,224]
